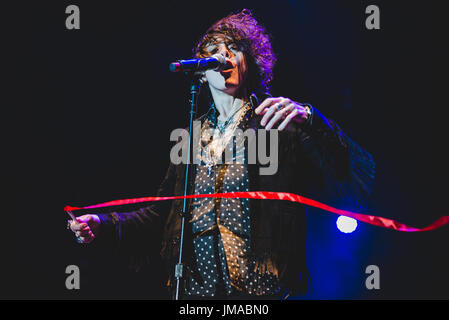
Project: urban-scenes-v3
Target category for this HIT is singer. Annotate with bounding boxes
[69,9,375,299]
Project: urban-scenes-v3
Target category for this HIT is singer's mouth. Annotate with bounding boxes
[221,59,234,71]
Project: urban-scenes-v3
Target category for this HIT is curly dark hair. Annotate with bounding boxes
[193,9,276,95]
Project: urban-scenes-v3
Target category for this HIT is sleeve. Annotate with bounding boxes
[297,104,376,210]
[95,160,176,271]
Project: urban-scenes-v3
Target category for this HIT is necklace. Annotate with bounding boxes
[200,101,251,171]
[216,101,249,134]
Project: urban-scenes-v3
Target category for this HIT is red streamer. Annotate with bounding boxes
[65,191,449,232]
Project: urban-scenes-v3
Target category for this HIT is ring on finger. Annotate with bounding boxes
[275,103,283,111]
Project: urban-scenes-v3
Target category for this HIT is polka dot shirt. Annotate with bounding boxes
[184,110,281,298]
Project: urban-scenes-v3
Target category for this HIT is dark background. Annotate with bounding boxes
[1,0,448,299]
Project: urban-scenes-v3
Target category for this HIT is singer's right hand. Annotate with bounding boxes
[69,214,100,244]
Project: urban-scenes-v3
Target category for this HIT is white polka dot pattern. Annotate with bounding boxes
[184,112,281,298]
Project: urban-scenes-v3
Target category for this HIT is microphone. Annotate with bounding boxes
[169,54,227,73]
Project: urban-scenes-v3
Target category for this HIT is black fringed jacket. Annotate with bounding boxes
[97,94,375,298]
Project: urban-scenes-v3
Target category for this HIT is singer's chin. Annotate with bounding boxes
[224,80,239,90]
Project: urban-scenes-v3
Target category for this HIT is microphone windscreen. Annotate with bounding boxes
[169,62,181,72]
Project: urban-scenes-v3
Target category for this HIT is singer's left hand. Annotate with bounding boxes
[255,97,309,131]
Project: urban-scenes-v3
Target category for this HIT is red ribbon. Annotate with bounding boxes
[65,191,449,232]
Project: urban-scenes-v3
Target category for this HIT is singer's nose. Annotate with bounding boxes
[218,44,231,58]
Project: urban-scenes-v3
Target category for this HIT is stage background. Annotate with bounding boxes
[1,0,448,299]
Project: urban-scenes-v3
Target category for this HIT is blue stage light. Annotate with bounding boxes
[336,216,357,233]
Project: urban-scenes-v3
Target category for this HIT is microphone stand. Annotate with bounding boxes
[174,73,201,300]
